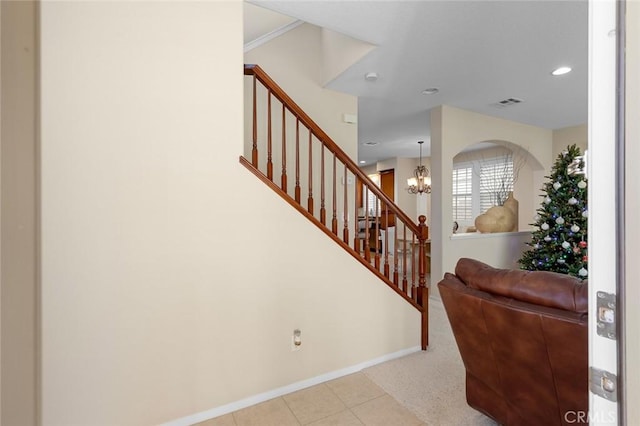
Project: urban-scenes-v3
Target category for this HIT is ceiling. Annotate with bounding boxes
[245,1,588,165]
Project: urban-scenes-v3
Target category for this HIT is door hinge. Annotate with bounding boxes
[590,367,618,402]
[596,291,617,340]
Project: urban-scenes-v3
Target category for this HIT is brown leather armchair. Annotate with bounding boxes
[438,258,588,426]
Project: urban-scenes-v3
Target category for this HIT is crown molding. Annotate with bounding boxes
[244,20,304,53]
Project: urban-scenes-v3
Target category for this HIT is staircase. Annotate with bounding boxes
[241,64,429,350]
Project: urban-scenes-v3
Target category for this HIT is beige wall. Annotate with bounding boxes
[448,232,532,268]
[430,105,553,289]
[244,23,358,162]
[625,1,639,423]
[39,2,419,425]
[244,23,360,240]
[321,28,376,86]
[360,164,376,176]
[1,1,38,424]
[552,124,587,159]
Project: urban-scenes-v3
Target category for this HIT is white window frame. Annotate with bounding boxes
[452,163,474,226]
[365,173,381,216]
[452,156,514,228]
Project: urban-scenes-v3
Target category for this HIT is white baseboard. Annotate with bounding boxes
[160,346,421,426]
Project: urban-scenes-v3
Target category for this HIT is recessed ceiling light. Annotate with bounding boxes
[363,141,378,146]
[364,72,378,82]
[359,160,366,164]
[422,88,439,95]
[551,66,572,76]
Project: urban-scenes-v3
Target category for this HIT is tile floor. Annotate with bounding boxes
[195,372,425,426]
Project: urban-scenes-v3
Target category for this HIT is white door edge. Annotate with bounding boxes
[588,0,620,424]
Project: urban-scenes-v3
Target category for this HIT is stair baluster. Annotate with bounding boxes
[295,119,301,204]
[320,145,326,225]
[242,64,429,350]
[307,130,313,215]
[281,104,287,192]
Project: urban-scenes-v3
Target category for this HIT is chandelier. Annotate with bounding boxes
[407,140,431,194]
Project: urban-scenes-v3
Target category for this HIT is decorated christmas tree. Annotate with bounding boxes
[519,144,588,279]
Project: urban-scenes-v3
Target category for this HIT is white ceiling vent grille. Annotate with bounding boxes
[492,97,524,108]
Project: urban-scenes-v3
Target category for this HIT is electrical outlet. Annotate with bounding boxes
[291,329,302,352]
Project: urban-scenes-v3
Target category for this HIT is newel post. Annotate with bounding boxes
[417,215,429,350]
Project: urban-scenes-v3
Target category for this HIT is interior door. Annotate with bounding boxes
[379,169,395,201]
[379,169,395,228]
[588,0,621,423]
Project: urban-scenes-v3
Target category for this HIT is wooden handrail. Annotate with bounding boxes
[242,64,428,350]
[244,64,420,236]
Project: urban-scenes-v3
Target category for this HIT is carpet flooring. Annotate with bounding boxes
[363,298,497,426]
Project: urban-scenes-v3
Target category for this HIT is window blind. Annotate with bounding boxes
[452,166,473,222]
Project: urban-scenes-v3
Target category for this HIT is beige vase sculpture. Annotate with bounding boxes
[475,205,516,233]
[502,191,519,232]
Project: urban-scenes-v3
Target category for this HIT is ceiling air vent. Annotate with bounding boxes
[492,97,524,108]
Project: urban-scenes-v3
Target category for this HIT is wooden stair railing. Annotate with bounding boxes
[242,64,429,350]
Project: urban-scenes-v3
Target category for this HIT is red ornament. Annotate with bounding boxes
[579,241,587,248]
[583,255,588,262]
